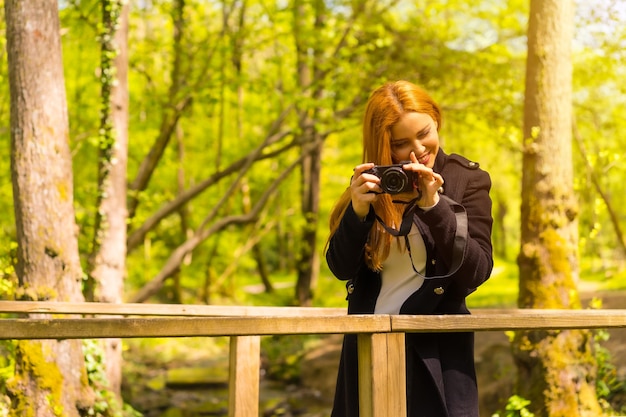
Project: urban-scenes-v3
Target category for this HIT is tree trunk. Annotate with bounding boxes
[229,1,273,293]
[86,0,129,403]
[515,1,602,415]
[495,199,508,259]
[293,0,324,306]
[127,0,190,220]
[241,179,274,293]
[296,141,321,306]
[5,0,92,414]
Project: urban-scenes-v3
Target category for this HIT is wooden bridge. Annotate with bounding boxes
[2,301,626,417]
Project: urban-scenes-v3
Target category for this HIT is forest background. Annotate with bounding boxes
[1,0,626,416]
[1,0,623,307]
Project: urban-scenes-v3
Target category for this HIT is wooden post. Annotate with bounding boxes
[358,332,407,417]
[228,335,260,417]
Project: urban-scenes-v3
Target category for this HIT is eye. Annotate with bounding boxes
[391,140,409,149]
[417,128,430,139]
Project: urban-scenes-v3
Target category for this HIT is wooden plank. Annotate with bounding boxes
[392,310,626,333]
[0,301,346,317]
[229,335,260,417]
[357,333,407,417]
[357,333,378,417]
[386,333,407,417]
[0,315,392,340]
[3,305,626,340]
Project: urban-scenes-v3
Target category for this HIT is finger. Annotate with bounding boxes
[358,180,382,195]
[351,173,377,187]
[351,175,380,195]
[403,155,428,173]
[353,162,375,177]
[350,173,369,187]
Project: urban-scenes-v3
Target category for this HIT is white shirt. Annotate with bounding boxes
[374,223,426,314]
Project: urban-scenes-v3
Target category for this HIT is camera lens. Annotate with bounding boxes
[381,168,408,194]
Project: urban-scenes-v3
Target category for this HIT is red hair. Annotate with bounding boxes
[327,81,442,271]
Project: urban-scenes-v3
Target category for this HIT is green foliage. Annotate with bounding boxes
[573,1,626,267]
[59,1,609,305]
[1,5,626,412]
[592,328,626,415]
[0,2,14,286]
[0,343,16,412]
[82,340,142,417]
[262,335,320,383]
[467,256,519,308]
[0,242,17,300]
[1,0,622,309]
[491,395,534,417]
[0,0,616,415]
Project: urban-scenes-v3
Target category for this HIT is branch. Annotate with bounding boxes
[212,213,283,292]
[128,152,307,303]
[127,0,233,219]
[126,107,295,252]
[573,119,626,257]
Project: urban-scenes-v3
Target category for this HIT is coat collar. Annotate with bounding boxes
[432,148,448,173]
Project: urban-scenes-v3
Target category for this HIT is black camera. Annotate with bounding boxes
[364,162,416,195]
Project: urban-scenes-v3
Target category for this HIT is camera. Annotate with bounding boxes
[364,162,416,195]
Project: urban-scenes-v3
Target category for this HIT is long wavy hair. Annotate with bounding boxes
[327,80,442,271]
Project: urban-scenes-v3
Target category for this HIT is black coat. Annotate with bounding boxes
[326,149,494,417]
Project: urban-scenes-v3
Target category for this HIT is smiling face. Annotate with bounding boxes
[390,112,439,168]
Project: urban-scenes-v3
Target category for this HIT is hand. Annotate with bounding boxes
[350,163,381,219]
[401,152,444,208]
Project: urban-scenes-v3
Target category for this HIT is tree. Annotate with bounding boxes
[293,0,323,306]
[513,0,602,415]
[572,0,626,269]
[85,0,129,404]
[4,0,92,414]
[126,0,194,221]
[123,1,382,304]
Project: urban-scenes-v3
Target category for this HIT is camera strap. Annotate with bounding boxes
[373,196,421,238]
[373,194,468,280]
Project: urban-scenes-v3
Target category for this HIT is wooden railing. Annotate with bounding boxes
[2,301,626,417]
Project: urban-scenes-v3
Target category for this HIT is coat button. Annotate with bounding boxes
[434,287,444,295]
[431,259,436,265]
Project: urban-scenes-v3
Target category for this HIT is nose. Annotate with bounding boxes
[412,140,425,156]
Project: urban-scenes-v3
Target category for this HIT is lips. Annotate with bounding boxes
[417,153,430,166]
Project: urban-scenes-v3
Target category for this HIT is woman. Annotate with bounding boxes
[326,80,493,417]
